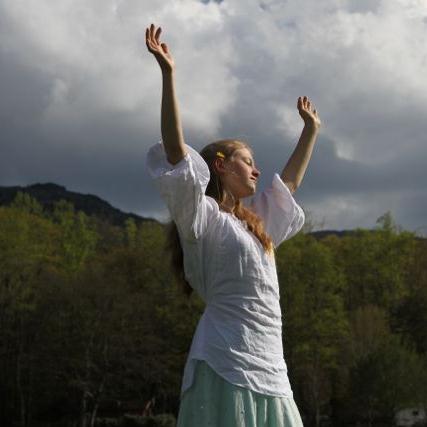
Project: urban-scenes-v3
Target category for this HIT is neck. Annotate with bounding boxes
[221,192,238,214]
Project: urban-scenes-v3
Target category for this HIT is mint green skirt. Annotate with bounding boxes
[177,360,304,427]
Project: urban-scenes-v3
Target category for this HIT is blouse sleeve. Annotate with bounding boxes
[145,140,219,241]
[247,173,305,248]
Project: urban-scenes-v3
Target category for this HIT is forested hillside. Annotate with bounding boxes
[1,192,426,427]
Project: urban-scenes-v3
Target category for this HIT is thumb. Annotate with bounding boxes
[161,43,169,53]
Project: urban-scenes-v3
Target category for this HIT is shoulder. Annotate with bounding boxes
[204,196,222,221]
[146,140,209,176]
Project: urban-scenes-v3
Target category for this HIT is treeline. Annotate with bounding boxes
[0,193,426,427]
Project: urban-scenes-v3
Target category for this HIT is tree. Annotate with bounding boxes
[344,335,427,426]
[0,205,61,427]
[52,200,98,274]
[329,213,415,311]
[277,233,349,427]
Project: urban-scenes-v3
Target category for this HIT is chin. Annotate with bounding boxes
[236,184,256,199]
[247,187,257,197]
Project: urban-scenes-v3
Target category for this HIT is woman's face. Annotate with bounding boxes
[219,147,261,199]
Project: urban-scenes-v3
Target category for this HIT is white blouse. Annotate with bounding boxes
[145,140,305,398]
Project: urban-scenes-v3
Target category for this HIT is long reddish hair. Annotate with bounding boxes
[166,139,274,296]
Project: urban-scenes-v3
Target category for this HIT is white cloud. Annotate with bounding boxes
[0,0,238,137]
[0,0,426,234]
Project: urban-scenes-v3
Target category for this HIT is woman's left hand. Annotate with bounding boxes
[297,96,321,129]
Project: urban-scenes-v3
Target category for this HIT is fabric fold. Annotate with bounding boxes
[248,173,305,248]
[145,140,218,241]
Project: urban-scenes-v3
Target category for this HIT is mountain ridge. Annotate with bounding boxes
[0,182,156,227]
[1,182,424,241]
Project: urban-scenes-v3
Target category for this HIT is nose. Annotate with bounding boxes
[252,167,260,179]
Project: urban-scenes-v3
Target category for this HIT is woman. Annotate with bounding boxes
[145,23,320,426]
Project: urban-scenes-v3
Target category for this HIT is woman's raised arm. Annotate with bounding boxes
[145,24,187,165]
[280,96,321,194]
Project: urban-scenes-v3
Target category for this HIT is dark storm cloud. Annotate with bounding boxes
[0,0,426,234]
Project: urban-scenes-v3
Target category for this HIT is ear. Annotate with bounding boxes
[213,157,226,175]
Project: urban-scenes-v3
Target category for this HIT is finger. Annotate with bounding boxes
[145,29,152,49]
[146,39,158,54]
[313,109,317,115]
[297,96,303,109]
[307,101,311,110]
[150,24,159,46]
[155,27,162,44]
[147,40,155,52]
[150,24,158,45]
[146,28,153,44]
[161,43,169,54]
[145,29,153,48]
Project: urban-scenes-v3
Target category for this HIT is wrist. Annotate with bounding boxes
[303,121,321,132]
[162,67,175,77]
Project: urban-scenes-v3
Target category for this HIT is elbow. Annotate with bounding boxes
[165,147,188,166]
[286,181,298,195]
[279,174,298,194]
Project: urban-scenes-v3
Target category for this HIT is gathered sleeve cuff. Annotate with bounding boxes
[145,140,219,241]
[248,173,305,248]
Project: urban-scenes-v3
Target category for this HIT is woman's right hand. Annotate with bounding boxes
[145,24,175,74]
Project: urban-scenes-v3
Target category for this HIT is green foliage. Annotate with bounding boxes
[346,305,390,363]
[342,335,427,425]
[0,205,60,312]
[52,199,99,273]
[392,292,427,353]
[376,210,405,235]
[125,218,138,248]
[277,233,349,424]
[10,191,44,215]
[329,217,416,311]
[1,204,426,427]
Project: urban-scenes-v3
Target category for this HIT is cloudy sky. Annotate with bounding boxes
[1,0,426,235]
